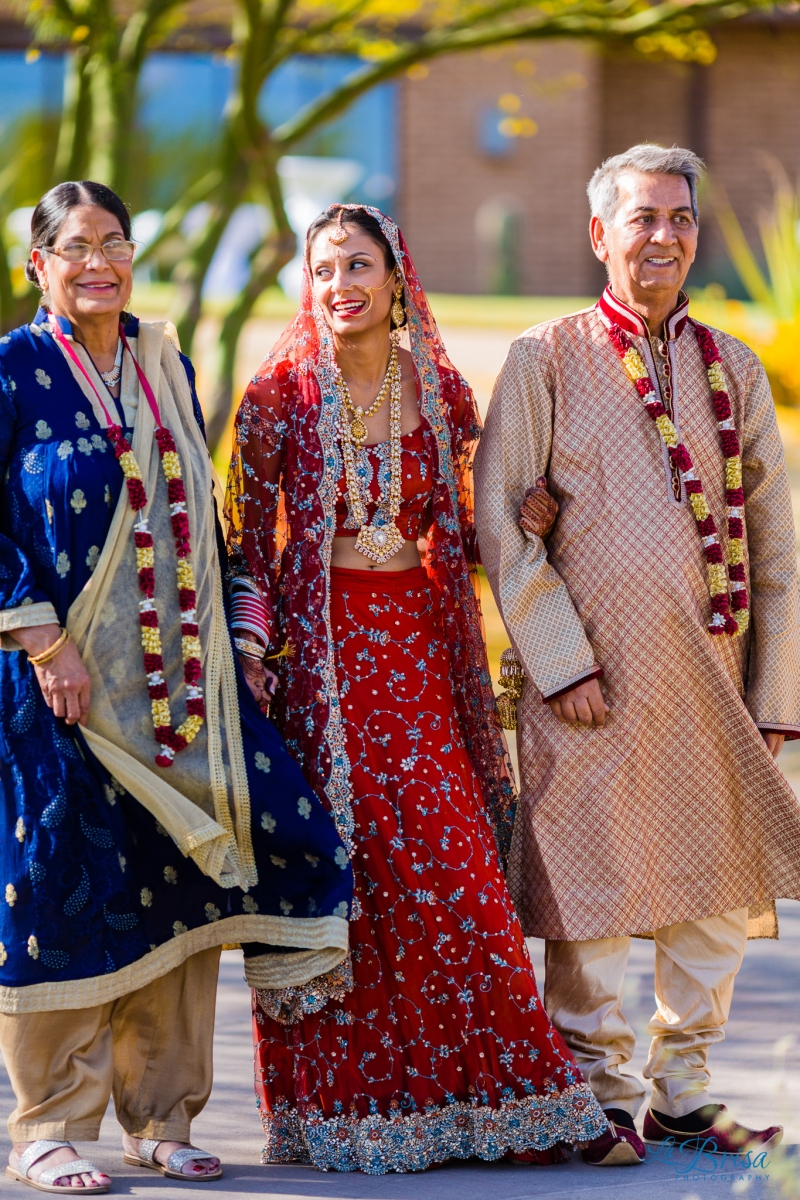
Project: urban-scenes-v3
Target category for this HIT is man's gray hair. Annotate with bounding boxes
[587,144,706,226]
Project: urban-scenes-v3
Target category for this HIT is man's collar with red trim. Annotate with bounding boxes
[596,286,689,341]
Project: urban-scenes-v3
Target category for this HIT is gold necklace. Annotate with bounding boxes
[340,343,398,445]
[338,349,404,563]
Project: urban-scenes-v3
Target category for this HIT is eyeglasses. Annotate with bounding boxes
[41,240,136,264]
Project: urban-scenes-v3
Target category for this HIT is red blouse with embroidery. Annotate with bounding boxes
[334,424,433,540]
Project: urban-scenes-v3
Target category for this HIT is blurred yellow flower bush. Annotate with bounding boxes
[691,291,800,408]
[706,164,800,406]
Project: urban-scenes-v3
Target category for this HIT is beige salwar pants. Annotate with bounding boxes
[0,947,221,1143]
[544,908,749,1119]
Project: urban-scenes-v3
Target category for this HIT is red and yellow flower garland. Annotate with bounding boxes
[607,320,749,637]
[51,319,205,768]
[111,423,205,767]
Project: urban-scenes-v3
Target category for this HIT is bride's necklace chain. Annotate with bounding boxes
[338,347,405,564]
[100,338,123,387]
[340,342,398,444]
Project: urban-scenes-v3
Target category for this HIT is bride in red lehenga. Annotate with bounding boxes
[224,205,633,1174]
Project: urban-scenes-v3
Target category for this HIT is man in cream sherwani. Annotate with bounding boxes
[475,143,800,1161]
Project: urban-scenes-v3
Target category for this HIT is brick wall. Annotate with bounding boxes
[399,23,800,297]
[601,26,800,289]
[398,42,601,296]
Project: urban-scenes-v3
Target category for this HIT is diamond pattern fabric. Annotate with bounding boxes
[474,305,800,941]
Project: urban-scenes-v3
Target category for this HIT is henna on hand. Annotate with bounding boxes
[519,476,558,539]
[239,653,279,714]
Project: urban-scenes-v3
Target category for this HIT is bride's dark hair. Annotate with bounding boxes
[306,204,394,269]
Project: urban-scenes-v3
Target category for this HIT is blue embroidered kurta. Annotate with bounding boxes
[0,311,352,1007]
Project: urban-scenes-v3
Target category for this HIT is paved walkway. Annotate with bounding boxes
[3,889,799,1198]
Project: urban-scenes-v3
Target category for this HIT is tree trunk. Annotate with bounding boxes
[204,225,297,451]
[204,149,296,453]
[87,55,118,185]
[52,49,93,183]
[0,217,15,335]
[0,218,37,335]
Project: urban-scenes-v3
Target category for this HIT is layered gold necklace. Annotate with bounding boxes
[338,343,404,563]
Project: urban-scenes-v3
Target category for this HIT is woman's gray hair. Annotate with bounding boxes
[587,144,706,226]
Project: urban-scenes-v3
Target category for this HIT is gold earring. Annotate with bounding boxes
[391,282,405,328]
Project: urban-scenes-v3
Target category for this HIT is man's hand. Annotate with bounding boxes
[762,731,785,759]
[547,677,609,728]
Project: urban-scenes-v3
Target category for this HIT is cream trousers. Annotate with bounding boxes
[544,908,749,1119]
[0,948,221,1143]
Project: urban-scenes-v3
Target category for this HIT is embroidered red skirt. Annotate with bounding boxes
[252,566,604,1173]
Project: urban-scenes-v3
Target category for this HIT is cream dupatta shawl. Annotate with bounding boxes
[60,319,255,891]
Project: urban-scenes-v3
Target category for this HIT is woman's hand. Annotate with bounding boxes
[239,653,278,713]
[519,477,558,539]
[14,624,91,726]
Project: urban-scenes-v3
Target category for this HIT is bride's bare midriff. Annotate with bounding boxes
[330,536,423,572]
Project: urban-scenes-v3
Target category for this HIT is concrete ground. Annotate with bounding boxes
[3,316,800,1198]
[3,888,800,1198]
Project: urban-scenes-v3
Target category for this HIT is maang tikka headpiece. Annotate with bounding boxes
[328,208,349,246]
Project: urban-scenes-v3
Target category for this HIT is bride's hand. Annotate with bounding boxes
[239,653,278,712]
[519,477,558,539]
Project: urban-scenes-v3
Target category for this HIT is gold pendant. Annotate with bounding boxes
[354,522,404,564]
[349,414,368,444]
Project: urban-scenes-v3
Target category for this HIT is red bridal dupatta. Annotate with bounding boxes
[225,207,516,862]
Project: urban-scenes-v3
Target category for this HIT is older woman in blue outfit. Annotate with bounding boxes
[0,182,352,1192]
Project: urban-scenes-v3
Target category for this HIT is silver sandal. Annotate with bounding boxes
[6,1139,110,1194]
[123,1139,222,1182]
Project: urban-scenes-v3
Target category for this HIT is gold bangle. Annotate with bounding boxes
[235,637,266,660]
[28,627,70,666]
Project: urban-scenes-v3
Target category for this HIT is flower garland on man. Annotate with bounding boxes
[475,144,800,1158]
